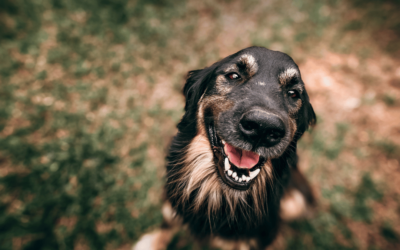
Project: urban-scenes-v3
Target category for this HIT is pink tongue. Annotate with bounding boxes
[224,143,259,169]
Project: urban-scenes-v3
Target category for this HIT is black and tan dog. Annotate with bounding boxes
[134,46,316,250]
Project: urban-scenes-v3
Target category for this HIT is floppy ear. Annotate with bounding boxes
[296,89,316,139]
[183,69,208,112]
[177,65,216,131]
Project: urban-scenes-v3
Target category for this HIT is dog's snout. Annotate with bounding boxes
[239,110,285,146]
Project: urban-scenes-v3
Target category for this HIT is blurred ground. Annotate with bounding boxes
[0,0,400,249]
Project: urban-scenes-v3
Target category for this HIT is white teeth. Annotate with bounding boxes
[224,158,230,171]
[249,169,260,179]
[221,140,226,145]
[227,166,258,182]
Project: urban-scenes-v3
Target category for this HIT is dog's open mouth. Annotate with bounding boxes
[206,121,266,190]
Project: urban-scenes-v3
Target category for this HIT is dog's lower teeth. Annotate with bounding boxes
[223,158,258,183]
[249,168,260,179]
[224,158,230,171]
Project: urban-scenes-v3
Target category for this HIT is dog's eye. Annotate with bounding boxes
[227,73,240,80]
[288,90,299,98]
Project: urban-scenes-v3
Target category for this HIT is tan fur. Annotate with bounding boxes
[162,201,181,226]
[216,75,233,95]
[210,237,258,250]
[288,99,302,116]
[279,189,307,221]
[198,95,234,123]
[279,68,299,85]
[132,229,176,250]
[224,64,239,73]
[169,131,274,219]
[195,94,234,142]
[239,54,258,77]
[289,117,298,140]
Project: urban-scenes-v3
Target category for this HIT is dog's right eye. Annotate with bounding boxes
[288,90,299,98]
[227,73,240,80]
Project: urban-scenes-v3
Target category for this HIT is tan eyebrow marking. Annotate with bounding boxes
[239,54,258,77]
[224,64,238,73]
[215,75,232,95]
[279,68,299,85]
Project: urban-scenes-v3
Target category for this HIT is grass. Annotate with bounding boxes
[382,94,397,107]
[372,139,400,161]
[1,0,400,249]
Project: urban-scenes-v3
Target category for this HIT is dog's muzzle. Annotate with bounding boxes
[207,107,289,190]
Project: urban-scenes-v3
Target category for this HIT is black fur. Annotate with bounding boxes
[165,47,316,249]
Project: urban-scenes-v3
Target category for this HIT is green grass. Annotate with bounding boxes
[1,0,400,249]
[381,222,400,243]
[382,94,397,107]
[373,139,400,160]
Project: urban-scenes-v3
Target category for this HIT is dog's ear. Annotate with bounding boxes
[296,89,316,139]
[181,66,216,122]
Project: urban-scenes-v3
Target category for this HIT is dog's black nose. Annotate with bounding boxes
[239,110,285,146]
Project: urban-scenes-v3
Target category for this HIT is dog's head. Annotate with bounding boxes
[178,47,315,191]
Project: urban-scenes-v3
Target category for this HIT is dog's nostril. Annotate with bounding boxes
[239,111,285,146]
[241,120,260,132]
[269,129,284,140]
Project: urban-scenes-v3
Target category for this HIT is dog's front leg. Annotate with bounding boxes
[132,201,179,250]
[280,155,316,221]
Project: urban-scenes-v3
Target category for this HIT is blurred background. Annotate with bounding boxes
[0,0,399,249]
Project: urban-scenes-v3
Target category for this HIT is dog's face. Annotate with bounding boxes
[181,47,315,191]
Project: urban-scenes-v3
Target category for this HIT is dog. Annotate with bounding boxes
[134,46,316,250]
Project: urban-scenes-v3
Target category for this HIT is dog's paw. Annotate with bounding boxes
[132,230,173,250]
[280,189,310,221]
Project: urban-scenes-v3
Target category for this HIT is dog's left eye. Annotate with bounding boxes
[288,90,299,98]
[227,73,240,80]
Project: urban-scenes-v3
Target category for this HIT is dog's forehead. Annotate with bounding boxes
[221,47,301,84]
